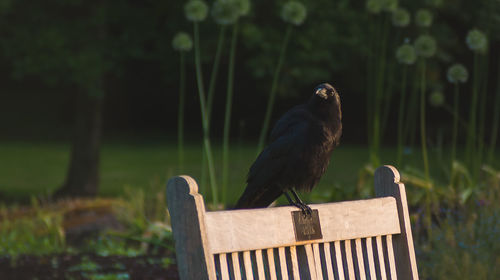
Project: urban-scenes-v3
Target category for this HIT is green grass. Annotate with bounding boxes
[0,140,407,205]
[1,140,497,206]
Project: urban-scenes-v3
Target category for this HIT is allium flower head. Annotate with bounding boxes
[234,0,251,16]
[414,35,437,58]
[415,9,432,27]
[429,91,444,107]
[382,0,398,12]
[366,0,398,14]
[466,29,488,53]
[172,32,193,52]
[392,8,410,27]
[212,0,240,25]
[281,1,307,26]
[447,63,468,84]
[185,0,209,22]
[396,44,416,65]
[426,0,444,7]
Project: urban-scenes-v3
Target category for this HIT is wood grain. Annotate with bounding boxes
[166,176,215,279]
[205,197,400,254]
[167,165,419,280]
[375,165,419,279]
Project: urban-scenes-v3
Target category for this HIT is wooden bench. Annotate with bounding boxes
[166,165,418,279]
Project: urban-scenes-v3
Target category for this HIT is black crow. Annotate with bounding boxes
[235,83,342,212]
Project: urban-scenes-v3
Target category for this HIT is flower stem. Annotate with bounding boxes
[477,54,489,168]
[488,56,500,163]
[370,14,389,167]
[420,59,431,187]
[466,52,480,172]
[193,22,218,205]
[177,52,186,171]
[206,26,227,127]
[397,65,408,165]
[222,22,239,205]
[201,26,226,196]
[257,25,293,154]
[451,83,460,163]
[404,68,420,148]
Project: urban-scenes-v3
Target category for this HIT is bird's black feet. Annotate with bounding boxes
[285,191,312,216]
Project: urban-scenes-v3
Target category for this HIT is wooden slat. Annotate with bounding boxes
[323,242,334,279]
[204,197,400,253]
[232,252,242,280]
[374,165,419,279]
[386,235,398,280]
[305,244,318,280]
[290,246,300,280]
[278,247,289,280]
[334,241,345,280]
[366,237,377,280]
[255,249,266,280]
[355,239,367,280]
[345,240,355,280]
[376,235,387,280]
[243,251,254,280]
[267,249,277,280]
[312,243,323,280]
[219,253,230,280]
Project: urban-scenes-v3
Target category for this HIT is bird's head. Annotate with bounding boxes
[314,83,338,100]
[310,82,342,121]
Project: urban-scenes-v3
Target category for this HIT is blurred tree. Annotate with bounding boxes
[0,0,158,197]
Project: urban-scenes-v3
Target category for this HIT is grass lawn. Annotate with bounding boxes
[0,140,411,205]
[2,139,497,205]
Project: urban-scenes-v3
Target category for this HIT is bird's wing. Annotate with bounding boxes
[247,107,311,189]
[269,104,309,142]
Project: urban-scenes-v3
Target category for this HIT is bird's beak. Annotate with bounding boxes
[315,89,328,100]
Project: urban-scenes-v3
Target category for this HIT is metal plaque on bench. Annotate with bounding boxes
[291,210,323,241]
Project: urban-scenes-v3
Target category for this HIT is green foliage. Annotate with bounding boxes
[0,199,65,256]
[90,273,130,280]
[418,180,500,279]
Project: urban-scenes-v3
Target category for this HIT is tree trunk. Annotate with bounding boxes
[54,89,104,198]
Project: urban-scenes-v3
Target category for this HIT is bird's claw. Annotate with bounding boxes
[291,201,312,217]
[301,204,312,217]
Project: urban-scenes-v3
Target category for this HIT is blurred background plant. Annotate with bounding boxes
[1,0,500,278]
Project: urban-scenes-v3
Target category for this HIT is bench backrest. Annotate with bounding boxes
[166,165,418,279]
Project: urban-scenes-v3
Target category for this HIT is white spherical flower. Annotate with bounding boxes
[281,1,307,26]
[172,32,193,52]
[212,0,240,25]
[415,9,433,27]
[429,91,444,107]
[414,35,437,58]
[447,63,468,84]
[392,8,410,27]
[185,0,209,22]
[396,44,417,65]
[466,29,488,53]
